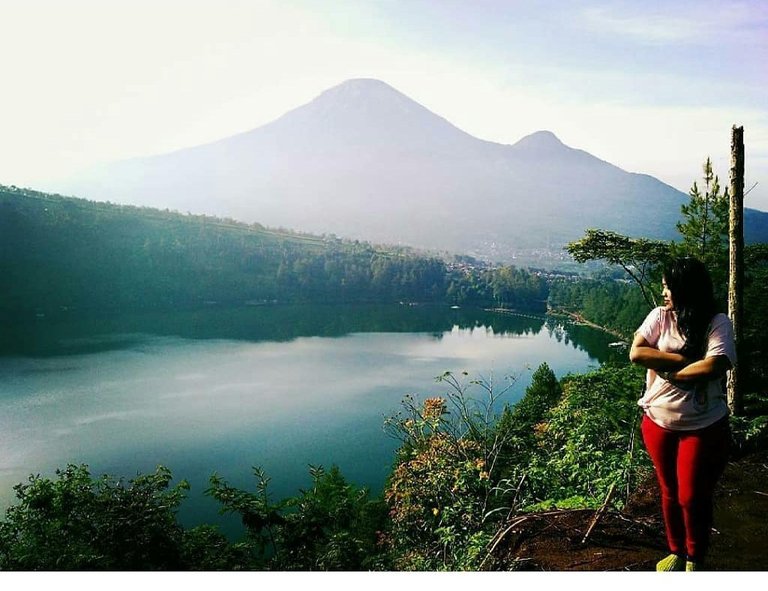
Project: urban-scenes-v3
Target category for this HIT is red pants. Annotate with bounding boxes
[641,414,730,562]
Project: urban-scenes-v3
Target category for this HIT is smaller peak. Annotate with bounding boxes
[513,130,565,149]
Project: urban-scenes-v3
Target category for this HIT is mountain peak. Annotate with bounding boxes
[272,78,475,148]
[333,78,397,91]
[512,130,566,151]
[310,78,418,111]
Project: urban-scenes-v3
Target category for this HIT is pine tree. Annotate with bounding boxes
[676,157,730,300]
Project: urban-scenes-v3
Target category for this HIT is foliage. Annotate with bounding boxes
[488,363,565,515]
[1,153,764,572]
[742,244,768,393]
[494,363,563,471]
[446,265,549,310]
[0,185,546,315]
[382,373,520,570]
[177,524,252,571]
[675,157,730,301]
[0,462,385,571]
[730,413,768,457]
[207,464,386,570]
[0,464,192,570]
[381,364,652,568]
[548,277,650,337]
[506,363,562,429]
[566,229,670,308]
[521,365,649,510]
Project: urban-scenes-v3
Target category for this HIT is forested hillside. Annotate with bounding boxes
[0,185,547,316]
[548,277,648,337]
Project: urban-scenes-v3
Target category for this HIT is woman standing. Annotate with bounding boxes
[629,257,735,571]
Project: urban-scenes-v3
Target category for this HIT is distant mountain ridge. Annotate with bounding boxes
[60,78,768,262]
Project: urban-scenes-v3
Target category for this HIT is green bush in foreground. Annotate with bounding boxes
[0,465,190,570]
[207,464,386,570]
[522,364,650,510]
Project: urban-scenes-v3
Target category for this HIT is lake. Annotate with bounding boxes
[0,304,624,536]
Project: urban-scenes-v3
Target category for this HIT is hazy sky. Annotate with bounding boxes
[2,0,766,210]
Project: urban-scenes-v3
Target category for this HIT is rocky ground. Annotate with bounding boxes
[488,450,768,571]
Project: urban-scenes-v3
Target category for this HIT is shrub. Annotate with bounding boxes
[0,464,189,570]
[522,364,649,509]
[207,464,386,570]
[382,373,520,570]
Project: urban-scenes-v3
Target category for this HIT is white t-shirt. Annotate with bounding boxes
[636,307,736,431]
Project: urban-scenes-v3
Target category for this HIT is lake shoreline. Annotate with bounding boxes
[0,303,623,538]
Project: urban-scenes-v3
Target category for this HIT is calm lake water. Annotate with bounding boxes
[0,304,624,536]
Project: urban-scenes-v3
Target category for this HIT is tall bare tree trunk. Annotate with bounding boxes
[727,125,744,415]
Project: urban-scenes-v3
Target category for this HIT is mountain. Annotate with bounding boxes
[60,78,768,262]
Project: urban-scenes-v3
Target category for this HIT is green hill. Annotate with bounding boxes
[0,185,547,316]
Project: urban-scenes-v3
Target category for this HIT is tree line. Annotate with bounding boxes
[0,185,547,315]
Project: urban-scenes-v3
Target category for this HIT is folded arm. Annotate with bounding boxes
[629,334,689,370]
[629,334,732,382]
[663,354,732,383]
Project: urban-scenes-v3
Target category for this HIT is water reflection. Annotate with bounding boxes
[0,304,624,536]
[0,304,624,364]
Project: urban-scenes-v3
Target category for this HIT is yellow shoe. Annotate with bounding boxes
[686,560,699,571]
[656,553,685,571]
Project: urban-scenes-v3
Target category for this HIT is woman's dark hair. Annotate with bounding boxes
[663,257,718,359]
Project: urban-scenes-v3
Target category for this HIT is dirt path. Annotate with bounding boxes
[489,451,768,571]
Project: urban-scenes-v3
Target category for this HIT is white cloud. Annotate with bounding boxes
[579,1,762,45]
